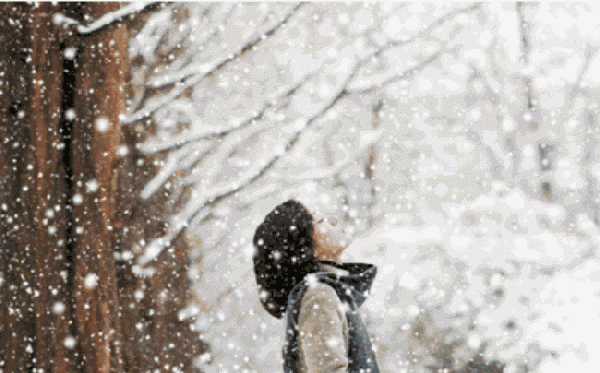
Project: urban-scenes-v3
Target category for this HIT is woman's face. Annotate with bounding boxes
[312,215,348,262]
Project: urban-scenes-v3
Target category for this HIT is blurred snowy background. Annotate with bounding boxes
[126,3,600,373]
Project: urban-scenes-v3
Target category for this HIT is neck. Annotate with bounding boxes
[316,252,340,263]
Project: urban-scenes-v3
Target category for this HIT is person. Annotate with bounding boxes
[252,199,380,373]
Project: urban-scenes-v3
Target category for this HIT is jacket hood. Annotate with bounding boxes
[310,260,377,309]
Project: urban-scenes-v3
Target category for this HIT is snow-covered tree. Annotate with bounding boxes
[121,2,600,372]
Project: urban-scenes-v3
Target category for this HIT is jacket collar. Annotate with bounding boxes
[313,260,377,309]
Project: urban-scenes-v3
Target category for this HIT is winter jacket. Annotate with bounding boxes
[283,260,380,373]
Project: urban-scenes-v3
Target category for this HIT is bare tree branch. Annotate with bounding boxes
[342,3,481,96]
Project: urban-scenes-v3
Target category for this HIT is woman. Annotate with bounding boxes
[252,200,380,373]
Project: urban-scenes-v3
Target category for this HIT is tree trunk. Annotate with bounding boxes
[0,3,206,372]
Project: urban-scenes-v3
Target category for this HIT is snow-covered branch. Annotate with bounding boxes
[124,2,304,125]
[138,83,351,266]
[138,75,311,154]
[129,4,230,81]
[52,2,158,35]
[146,3,303,89]
[345,3,481,93]
[79,2,157,35]
[372,2,481,61]
[136,3,485,268]
[140,141,214,200]
[348,50,442,95]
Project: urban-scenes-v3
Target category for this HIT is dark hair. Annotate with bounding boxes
[252,199,320,319]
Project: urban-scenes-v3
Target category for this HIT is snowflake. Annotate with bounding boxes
[52,301,66,315]
[326,337,341,347]
[95,117,111,132]
[63,336,77,349]
[85,179,99,193]
[84,273,98,289]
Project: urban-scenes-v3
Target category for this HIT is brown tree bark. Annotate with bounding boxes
[0,3,206,372]
[30,4,76,372]
[1,5,40,371]
[69,3,127,372]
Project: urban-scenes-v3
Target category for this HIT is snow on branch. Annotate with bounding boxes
[136,3,484,268]
[146,4,300,89]
[146,5,237,88]
[138,75,311,154]
[344,3,481,94]
[348,50,443,95]
[128,6,173,63]
[139,141,214,200]
[374,3,481,61]
[52,13,80,27]
[130,3,230,76]
[124,2,304,125]
[53,2,158,35]
[289,130,384,180]
[78,2,157,35]
[137,86,346,268]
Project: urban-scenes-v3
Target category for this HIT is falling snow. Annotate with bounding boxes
[84,273,98,289]
[72,193,83,205]
[4,2,600,373]
[63,336,77,349]
[64,47,77,60]
[52,301,66,315]
[85,179,99,193]
[137,3,600,372]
